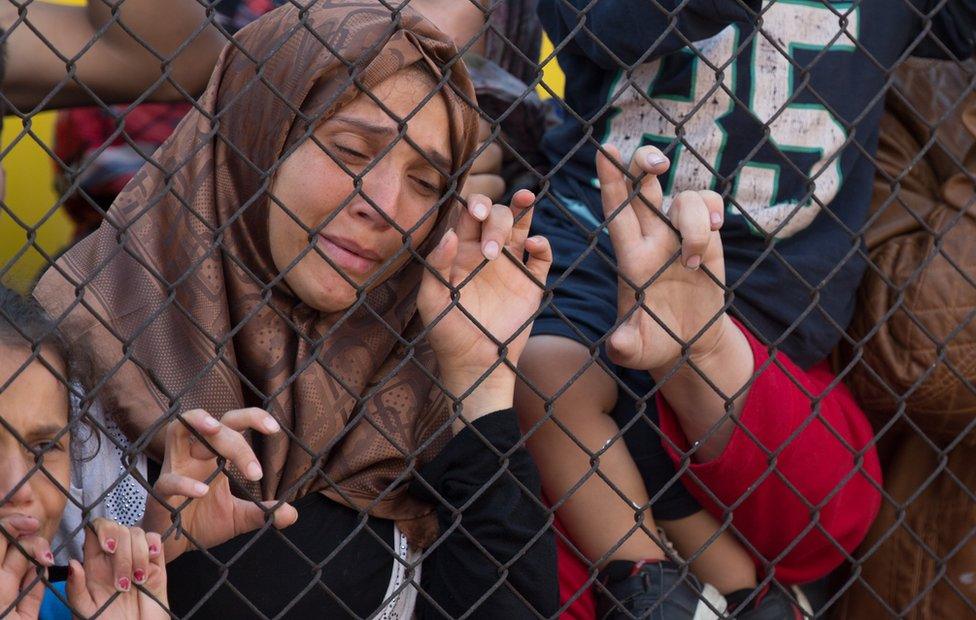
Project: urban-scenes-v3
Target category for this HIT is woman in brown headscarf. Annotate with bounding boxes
[34,1,557,617]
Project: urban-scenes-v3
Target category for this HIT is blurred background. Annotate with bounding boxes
[0,0,566,291]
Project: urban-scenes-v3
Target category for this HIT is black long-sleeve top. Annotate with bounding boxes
[166,410,558,618]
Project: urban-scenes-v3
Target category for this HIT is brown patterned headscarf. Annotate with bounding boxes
[35,0,478,543]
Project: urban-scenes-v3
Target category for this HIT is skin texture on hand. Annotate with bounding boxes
[143,408,298,562]
[66,519,169,619]
[597,144,754,460]
[0,515,54,620]
[418,190,552,432]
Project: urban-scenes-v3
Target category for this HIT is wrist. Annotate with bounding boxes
[650,314,752,388]
[442,368,515,432]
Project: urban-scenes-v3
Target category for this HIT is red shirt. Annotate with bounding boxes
[557,322,882,615]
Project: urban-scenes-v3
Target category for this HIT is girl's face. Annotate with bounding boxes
[269,67,453,313]
[0,345,70,541]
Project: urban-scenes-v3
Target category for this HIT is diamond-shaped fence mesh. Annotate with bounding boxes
[0,0,973,618]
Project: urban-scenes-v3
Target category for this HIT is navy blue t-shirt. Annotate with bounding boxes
[538,0,976,367]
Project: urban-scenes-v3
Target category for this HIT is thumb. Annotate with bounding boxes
[16,565,46,619]
[607,322,643,368]
[65,559,94,618]
[419,229,459,319]
[233,499,298,539]
[423,228,458,285]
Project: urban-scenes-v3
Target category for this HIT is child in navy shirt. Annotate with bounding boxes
[517,1,976,617]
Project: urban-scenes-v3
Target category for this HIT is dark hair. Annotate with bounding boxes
[0,285,98,459]
[0,284,68,365]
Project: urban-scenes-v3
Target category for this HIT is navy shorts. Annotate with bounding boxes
[529,175,701,520]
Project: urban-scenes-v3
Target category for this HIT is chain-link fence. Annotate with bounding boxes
[0,0,974,618]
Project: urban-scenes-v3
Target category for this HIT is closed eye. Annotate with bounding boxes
[335,144,368,160]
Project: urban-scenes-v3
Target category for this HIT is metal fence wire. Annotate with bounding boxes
[0,0,975,618]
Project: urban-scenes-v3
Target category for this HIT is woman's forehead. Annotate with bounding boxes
[0,350,69,432]
[329,70,453,162]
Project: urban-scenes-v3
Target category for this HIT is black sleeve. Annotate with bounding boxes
[410,410,558,619]
[538,0,761,68]
[914,0,976,58]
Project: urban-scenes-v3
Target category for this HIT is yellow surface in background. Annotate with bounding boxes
[0,0,83,291]
[0,5,566,292]
[539,33,565,99]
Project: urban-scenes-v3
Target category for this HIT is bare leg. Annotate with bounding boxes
[516,335,666,566]
[659,512,757,594]
[516,335,757,594]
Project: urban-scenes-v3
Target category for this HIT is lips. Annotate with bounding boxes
[317,234,380,275]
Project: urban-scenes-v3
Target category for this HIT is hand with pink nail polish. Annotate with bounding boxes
[0,515,54,619]
[142,408,299,561]
[65,518,169,618]
[417,189,553,429]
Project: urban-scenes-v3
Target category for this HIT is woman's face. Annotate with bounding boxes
[269,67,453,313]
[0,344,70,542]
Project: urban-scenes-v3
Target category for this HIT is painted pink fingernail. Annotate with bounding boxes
[133,569,146,583]
[43,551,54,564]
[148,544,159,556]
[118,577,130,591]
[105,538,117,553]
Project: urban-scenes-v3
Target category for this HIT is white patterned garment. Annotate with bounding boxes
[376,524,422,620]
[53,396,147,564]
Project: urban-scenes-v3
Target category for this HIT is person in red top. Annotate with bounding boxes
[520,143,881,618]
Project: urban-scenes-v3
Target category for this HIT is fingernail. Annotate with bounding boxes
[646,153,668,167]
[105,538,117,553]
[117,577,130,591]
[437,228,453,249]
[264,417,280,433]
[246,462,263,480]
[203,416,220,429]
[44,551,54,565]
[685,255,702,270]
[67,564,74,578]
[133,569,146,583]
[473,202,489,220]
[483,241,499,260]
[710,211,723,227]
[193,481,210,495]
[148,544,159,556]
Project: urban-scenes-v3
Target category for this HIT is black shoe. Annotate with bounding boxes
[595,559,727,620]
[730,583,806,619]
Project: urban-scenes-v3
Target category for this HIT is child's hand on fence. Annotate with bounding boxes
[418,189,552,423]
[0,515,54,619]
[143,408,298,561]
[66,519,168,618]
[597,144,730,375]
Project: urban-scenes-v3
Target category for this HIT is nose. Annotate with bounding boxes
[347,161,402,229]
[0,452,36,508]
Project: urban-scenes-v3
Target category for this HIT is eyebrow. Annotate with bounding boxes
[330,115,452,174]
[26,424,67,439]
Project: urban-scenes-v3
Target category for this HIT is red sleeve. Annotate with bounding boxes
[657,321,882,585]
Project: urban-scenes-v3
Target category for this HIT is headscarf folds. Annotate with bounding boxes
[36,0,479,544]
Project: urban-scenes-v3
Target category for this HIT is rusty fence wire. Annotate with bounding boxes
[0,0,975,618]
